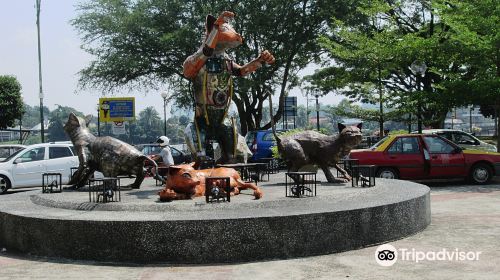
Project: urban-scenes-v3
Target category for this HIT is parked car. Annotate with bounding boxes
[245,130,280,161]
[0,142,79,194]
[0,144,26,161]
[416,129,497,152]
[135,144,192,164]
[349,134,500,184]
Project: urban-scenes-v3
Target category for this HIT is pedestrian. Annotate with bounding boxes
[151,136,174,181]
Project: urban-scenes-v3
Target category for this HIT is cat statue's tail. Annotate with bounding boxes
[143,156,166,184]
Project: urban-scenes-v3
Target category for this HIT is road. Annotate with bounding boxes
[0,178,499,280]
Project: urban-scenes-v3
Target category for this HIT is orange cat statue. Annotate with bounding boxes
[158,163,263,201]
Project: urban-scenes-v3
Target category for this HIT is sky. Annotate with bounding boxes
[0,0,343,118]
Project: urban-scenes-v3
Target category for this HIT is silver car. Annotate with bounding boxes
[419,129,497,152]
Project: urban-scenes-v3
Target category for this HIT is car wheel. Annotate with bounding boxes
[376,168,398,179]
[469,163,492,185]
[0,175,11,194]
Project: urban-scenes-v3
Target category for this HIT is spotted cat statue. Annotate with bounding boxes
[64,113,160,188]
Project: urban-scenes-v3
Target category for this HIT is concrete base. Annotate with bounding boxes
[0,176,430,263]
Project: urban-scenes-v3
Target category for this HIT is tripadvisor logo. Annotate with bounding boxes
[375,244,482,266]
[375,244,397,266]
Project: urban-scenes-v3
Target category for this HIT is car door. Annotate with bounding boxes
[384,136,426,179]
[11,146,47,187]
[422,135,466,178]
[46,146,79,184]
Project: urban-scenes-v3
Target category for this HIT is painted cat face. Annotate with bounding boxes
[167,164,201,189]
[206,14,243,52]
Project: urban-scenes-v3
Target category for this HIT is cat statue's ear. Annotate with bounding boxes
[67,112,79,125]
[357,123,363,130]
[84,115,93,127]
[206,14,216,34]
[338,123,346,132]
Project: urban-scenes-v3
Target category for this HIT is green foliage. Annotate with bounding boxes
[72,0,359,135]
[134,106,163,143]
[0,75,24,129]
[433,0,500,104]
[307,0,472,129]
[21,104,50,129]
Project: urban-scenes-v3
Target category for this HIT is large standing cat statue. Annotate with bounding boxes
[269,97,363,183]
[183,11,275,163]
[273,123,363,183]
[64,113,161,189]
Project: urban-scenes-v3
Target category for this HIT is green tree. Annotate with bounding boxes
[434,0,500,146]
[308,0,461,130]
[21,104,50,129]
[0,75,24,130]
[136,106,162,143]
[72,0,359,135]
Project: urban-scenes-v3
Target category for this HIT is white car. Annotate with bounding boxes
[0,142,79,194]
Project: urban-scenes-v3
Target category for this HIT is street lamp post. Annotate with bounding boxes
[36,0,44,143]
[19,94,24,144]
[410,60,427,134]
[161,91,169,136]
[315,94,320,131]
[96,104,101,137]
[302,88,316,130]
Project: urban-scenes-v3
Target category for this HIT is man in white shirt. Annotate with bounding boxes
[152,136,174,181]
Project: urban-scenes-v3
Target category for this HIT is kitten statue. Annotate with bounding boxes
[272,123,363,183]
[64,113,161,188]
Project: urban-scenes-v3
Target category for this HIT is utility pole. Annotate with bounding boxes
[315,94,320,131]
[36,0,45,142]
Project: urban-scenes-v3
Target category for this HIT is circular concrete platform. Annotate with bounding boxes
[0,174,430,263]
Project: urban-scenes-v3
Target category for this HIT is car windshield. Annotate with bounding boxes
[370,136,388,150]
[1,148,24,162]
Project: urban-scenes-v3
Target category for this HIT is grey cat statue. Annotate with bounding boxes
[272,123,363,183]
[64,113,162,188]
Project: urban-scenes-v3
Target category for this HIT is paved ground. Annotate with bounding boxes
[1,175,499,280]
